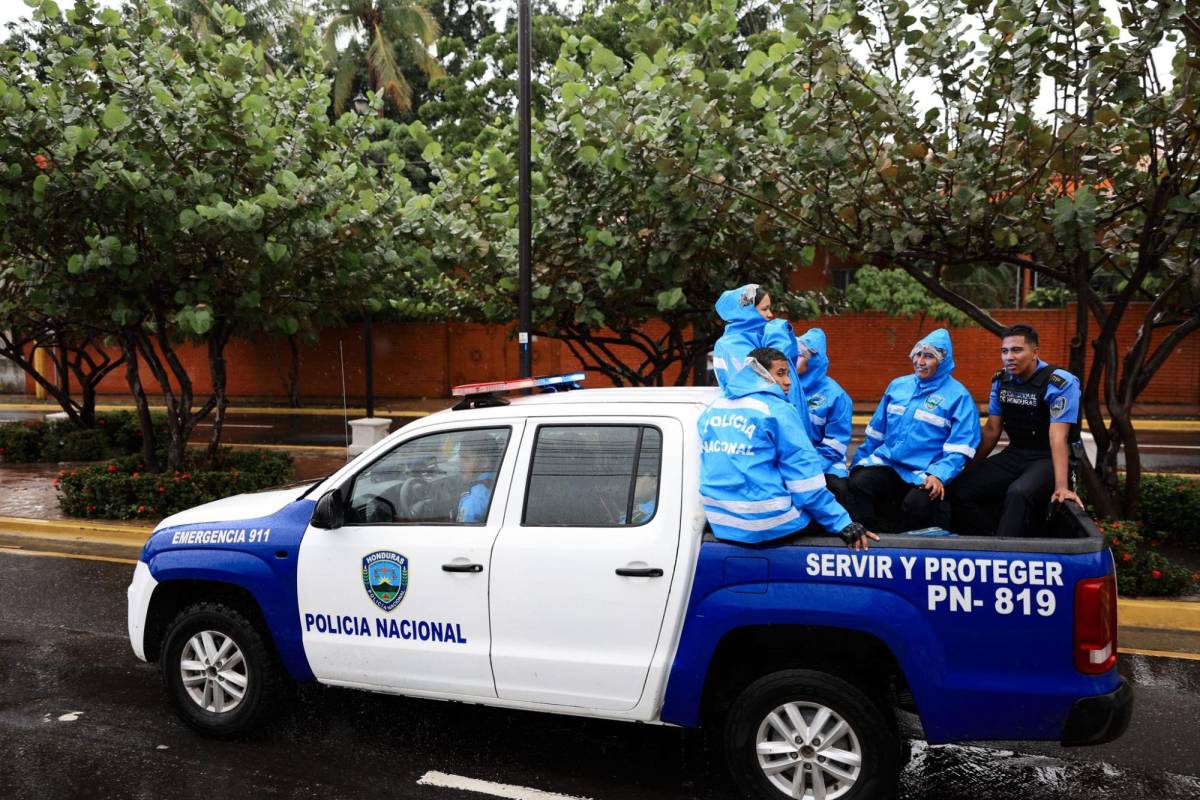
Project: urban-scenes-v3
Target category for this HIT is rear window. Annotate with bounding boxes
[523,425,662,527]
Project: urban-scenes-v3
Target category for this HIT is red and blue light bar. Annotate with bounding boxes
[451,372,586,399]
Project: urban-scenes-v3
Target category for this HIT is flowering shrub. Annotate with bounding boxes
[0,412,167,463]
[58,449,294,520]
[1134,474,1200,550]
[1099,519,1198,598]
[0,422,43,462]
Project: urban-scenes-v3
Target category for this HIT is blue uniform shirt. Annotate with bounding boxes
[457,472,496,523]
[987,359,1080,425]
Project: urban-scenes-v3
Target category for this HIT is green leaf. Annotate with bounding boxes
[264,242,288,263]
[751,85,769,109]
[40,0,59,18]
[577,145,599,164]
[421,142,442,162]
[745,50,770,76]
[656,287,685,312]
[101,99,130,131]
[32,173,48,199]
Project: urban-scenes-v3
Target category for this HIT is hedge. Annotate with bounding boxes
[58,449,294,520]
[0,412,167,463]
[1100,519,1199,598]
[1135,473,1200,550]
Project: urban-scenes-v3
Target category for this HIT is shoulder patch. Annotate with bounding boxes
[1048,373,1068,388]
[992,369,1005,382]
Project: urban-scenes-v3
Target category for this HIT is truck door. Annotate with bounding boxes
[489,418,682,711]
[297,422,522,697]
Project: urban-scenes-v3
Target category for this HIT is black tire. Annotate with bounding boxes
[159,602,280,737]
[724,669,901,800]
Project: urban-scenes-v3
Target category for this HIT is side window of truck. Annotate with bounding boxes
[523,425,662,527]
[344,427,511,525]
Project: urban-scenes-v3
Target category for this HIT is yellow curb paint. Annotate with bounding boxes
[1118,598,1200,632]
[0,517,152,548]
[1119,647,1200,662]
[0,403,435,418]
[0,547,138,566]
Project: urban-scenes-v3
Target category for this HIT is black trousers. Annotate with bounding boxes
[951,448,1054,537]
[825,474,851,514]
[847,466,941,532]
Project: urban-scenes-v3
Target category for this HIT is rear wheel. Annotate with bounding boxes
[160,602,280,736]
[724,669,901,800]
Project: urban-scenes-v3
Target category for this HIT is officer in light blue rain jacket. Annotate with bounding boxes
[711,284,772,390]
[796,328,854,507]
[849,328,981,532]
[762,318,819,443]
[699,347,876,549]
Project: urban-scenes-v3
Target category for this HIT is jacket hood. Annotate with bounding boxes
[797,327,830,390]
[715,284,767,334]
[725,356,786,401]
[762,318,798,361]
[912,328,956,389]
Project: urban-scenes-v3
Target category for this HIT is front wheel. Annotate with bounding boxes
[160,602,280,737]
[724,669,901,800]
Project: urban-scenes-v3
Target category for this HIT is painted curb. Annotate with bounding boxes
[1118,598,1200,632]
[0,516,153,549]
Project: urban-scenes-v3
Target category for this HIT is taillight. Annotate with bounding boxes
[1074,574,1118,674]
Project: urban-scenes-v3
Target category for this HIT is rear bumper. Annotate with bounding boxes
[1060,677,1133,746]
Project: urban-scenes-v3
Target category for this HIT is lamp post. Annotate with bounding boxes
[517,0,533,378]
[352,91,375,417]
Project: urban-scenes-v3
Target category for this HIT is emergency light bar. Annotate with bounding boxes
[451,372,586,409]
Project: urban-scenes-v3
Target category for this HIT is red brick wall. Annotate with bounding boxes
[27,304,1199,407]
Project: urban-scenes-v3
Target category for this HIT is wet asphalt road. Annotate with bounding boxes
[2,553,1199,800]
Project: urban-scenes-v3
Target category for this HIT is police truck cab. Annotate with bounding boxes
[127,375,1131,800]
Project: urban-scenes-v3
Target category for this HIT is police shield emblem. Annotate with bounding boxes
[1051,396,1067,418]
[924,394,945,410]
[807,393,825,410]
[362,551,409,611]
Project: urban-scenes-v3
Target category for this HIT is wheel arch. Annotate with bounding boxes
[144,579,273,667]
[700,624,915,728]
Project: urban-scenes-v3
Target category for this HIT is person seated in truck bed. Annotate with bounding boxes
[951,324,1083,537]
[699,346,877,550]
[795,327,854,510]
[849,329,981,532]
[711,284,773,390]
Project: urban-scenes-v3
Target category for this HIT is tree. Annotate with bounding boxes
[322,0,444,114]
[647,0,1198,517]
[0,0,448,470]
[426,10,829,386]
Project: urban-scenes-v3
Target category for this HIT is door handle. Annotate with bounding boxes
[442,562,484,573]
[615,567,664,578]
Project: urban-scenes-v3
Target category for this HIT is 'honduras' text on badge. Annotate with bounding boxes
[362,551,409,611]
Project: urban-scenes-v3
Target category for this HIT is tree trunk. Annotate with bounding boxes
[120,333,159,473]
[206,333,231,464]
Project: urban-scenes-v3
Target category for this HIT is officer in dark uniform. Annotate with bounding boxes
[952,324,1082,537]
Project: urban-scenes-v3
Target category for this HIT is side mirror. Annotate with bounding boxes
[312,489,345,530]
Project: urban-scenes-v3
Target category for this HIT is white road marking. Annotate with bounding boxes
[417,772,593,800]
[57,711,83,722]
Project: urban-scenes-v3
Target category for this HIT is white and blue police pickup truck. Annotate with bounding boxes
[127,375,1131,800]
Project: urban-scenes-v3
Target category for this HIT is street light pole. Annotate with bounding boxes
[517,0,533,378]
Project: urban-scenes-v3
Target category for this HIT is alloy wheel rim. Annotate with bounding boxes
[180,630,248,714]
[755,700,863,800]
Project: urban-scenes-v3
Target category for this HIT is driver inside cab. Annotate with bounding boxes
[455,430,502,523]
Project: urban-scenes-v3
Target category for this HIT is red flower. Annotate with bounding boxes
[1152,569,1163,579]
[157,485,166,493]
[106,464,117,473]
[1122,553,1132,562]
[33,154,51,170]
[132,472,140,479]
[1111,538,1120,547]
[138,505,145,513]
[98,418,106,426]
[58,470,65,478]
[183,473,192,480]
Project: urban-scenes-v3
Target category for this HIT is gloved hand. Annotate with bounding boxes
[838,521,880,551]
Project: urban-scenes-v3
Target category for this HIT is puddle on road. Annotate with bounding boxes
[900,741,1200,800]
